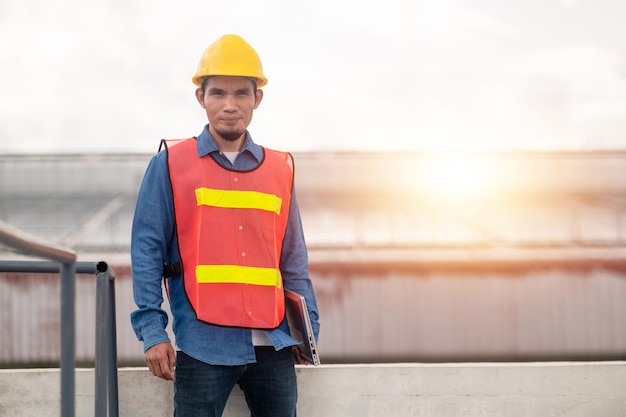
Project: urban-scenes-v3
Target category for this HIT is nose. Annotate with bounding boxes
[223,93,237,111]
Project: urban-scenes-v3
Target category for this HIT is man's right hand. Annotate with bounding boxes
[145,341,176,381]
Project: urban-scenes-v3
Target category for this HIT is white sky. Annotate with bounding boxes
[1,0,625,153]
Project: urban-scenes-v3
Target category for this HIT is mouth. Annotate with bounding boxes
[220,117,241,124]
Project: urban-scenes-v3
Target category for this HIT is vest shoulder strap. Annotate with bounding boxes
[263,147,294,173]
[159,137,196,153]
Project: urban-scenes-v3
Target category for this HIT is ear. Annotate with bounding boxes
[195,88,205,108]
[254,89,263,109]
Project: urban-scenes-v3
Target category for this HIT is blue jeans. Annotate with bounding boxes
[173,347,298,417]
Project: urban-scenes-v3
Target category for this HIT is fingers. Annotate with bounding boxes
[292,346,308,365]
[167,345,177,373]
[145,342,176,381]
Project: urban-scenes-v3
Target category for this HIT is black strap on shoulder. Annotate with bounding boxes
[162,262,182,278]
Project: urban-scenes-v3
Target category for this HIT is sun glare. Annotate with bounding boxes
[420,154,499,201]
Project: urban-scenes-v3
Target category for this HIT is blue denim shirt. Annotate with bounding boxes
[130,125,320,365]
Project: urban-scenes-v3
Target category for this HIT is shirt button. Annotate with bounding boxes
[233,177,239,182]
[238,225,244,230]
[241,252,246,257]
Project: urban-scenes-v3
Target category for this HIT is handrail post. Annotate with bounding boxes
[94,265,109,417]
[60,261,76,417]
[107,270,119,417]
[94,262,119,417]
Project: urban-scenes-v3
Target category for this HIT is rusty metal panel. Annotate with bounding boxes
[0,274,61,364]
[1,267,625,365]
[312,269,626,362]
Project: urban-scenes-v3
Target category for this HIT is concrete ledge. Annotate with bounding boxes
[1,362,625,416]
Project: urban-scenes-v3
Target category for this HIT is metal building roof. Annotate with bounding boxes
[2,151,626,270]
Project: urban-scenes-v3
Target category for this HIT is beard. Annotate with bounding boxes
[214,127,245,142]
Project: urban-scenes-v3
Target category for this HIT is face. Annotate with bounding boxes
[195,76,263,150]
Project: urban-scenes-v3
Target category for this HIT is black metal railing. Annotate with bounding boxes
[0,220,119,417]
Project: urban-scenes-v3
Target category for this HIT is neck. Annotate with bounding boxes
[216,137,243,152]
[209,126,245,152]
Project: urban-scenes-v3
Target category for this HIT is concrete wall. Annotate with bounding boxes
[1,362,625,417]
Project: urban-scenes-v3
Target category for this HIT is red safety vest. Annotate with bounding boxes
[163,138,293,328]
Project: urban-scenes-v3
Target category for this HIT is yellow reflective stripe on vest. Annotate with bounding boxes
[196,265,282,287]
[195,188,282,214]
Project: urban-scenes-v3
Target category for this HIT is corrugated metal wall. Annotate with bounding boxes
[1,266,625,365]
[313,268,626,361]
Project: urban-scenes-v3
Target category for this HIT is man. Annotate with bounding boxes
[130,34,320,417]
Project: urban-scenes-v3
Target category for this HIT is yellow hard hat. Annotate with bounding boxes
[192,34,268,88]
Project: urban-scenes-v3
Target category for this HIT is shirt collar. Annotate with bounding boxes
[196,124,264,163]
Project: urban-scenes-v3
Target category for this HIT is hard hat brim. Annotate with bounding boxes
[192,74,267,88]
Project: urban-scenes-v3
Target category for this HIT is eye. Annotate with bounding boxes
[208,89,225,97]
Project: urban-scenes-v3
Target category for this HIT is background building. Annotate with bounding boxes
[1,151,626,366]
